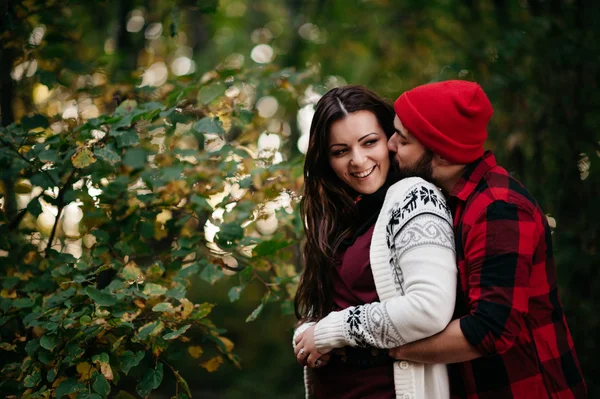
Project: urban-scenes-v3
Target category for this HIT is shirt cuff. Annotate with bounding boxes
[459,315,495,355]
[314,310,347,353]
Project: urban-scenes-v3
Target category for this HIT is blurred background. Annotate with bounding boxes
[1,0,598,397]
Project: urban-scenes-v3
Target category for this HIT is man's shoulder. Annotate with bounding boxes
[464,166,541,221]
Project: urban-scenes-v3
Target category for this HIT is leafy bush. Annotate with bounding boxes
[0,66,319,398]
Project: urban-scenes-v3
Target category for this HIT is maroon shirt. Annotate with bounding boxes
[313,224,395,399]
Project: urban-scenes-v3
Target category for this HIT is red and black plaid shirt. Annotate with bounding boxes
[448,152,586,399]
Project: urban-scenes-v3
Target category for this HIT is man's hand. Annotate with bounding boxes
[294,325,331,368]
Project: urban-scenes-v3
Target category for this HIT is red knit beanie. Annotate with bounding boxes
[394,80,493,164]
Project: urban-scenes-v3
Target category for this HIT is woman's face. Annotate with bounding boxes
[328,110,390,195]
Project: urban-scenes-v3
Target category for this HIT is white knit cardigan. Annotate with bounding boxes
[294,177,457,399]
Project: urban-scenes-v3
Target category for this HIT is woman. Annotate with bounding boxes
[293,85,457,399]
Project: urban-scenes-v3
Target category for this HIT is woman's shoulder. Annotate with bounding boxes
[383,177,452,222]
[385,177,441,198]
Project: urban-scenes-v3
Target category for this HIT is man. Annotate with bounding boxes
[386,80,587,398]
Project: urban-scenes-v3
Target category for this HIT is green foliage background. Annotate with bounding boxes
[1,0,598,398]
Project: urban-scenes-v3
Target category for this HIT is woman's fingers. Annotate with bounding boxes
[296,347,308,366]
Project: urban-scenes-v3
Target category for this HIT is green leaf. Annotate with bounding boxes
[30,170,58,189]
[23,365,41,388]
[85,287,117,306]
[137,320,164,340]
[13,297,35,308]
[38,150,59,163]
[237,109,254,125]
[76,394,102,399]
[92,373,111,396]
[163,324,191,340]
[37,69,57,87]
[190,302,214,320]
[165,285,186,300]
[71,147,97,169]
[228,286,243,302]
[92,352,110,365]
[143,283,167,297]
[193,117,225,135]
[199,263,224,285]
[253,239,293,257]
[123,148,148,169]
[120,351,145,375]
[216,222,243,243]
[22,114,49,131]
[197,83,225,105]
[136,363,163,397]
[116,100,138,114]
[47,368,57,382]
[95,144,121,164]
[40,334,60,351]
[113,130,139,147]
[152,302,173,312]
[56,378,86,398]
[246,302,264,322]
[173,369,192,397]
[190,194,211,212]
[27,198,43,217]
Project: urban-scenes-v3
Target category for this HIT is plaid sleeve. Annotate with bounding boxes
[459,200,538,355]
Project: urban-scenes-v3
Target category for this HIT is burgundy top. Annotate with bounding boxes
[313,224,395,399]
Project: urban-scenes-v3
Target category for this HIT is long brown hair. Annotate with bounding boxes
[295,85,395,322]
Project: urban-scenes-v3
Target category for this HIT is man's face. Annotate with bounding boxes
[387,115,434,182]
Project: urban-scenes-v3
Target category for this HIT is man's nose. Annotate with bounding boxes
[388,133,399,152]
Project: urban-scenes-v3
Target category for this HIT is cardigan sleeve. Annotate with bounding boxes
[292,321,316,399]
[313,179,457,353]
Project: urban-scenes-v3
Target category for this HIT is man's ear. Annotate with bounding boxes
[433,153,451,167]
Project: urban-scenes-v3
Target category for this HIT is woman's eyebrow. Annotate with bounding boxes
[358,132,379,142]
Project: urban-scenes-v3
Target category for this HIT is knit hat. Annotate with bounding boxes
[394,80,493,164]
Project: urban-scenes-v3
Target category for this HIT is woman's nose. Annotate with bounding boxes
[350,150,367,166]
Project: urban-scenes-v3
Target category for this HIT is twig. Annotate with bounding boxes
[0,136,59,187]
[45,168,77,257]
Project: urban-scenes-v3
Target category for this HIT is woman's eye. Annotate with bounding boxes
[332,149,347,156]
[365,139,378,146]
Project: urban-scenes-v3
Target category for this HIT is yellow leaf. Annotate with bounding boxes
[71,147,97,169]
[121,261,144,284]
[23,251,37,265]
[1,289,16,299]
[200,356,223,372]
[76,362,94,381]
[187,345,203,359]
[154,224,168,240]
[121,309,142,322]
[52,376,67,388]
[179,298,194,320]
[217,337,234,353]
[133,299,146,309]
[100,362,114,381]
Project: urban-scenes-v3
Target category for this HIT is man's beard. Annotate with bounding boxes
[389,149,435,184]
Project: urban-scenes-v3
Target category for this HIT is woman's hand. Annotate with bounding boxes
[294,325,331,368]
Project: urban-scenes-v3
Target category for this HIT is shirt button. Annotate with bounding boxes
[399,361,409,369]
[403,394,412,399]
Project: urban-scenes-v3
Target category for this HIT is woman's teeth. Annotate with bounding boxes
[351,166,376,178]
